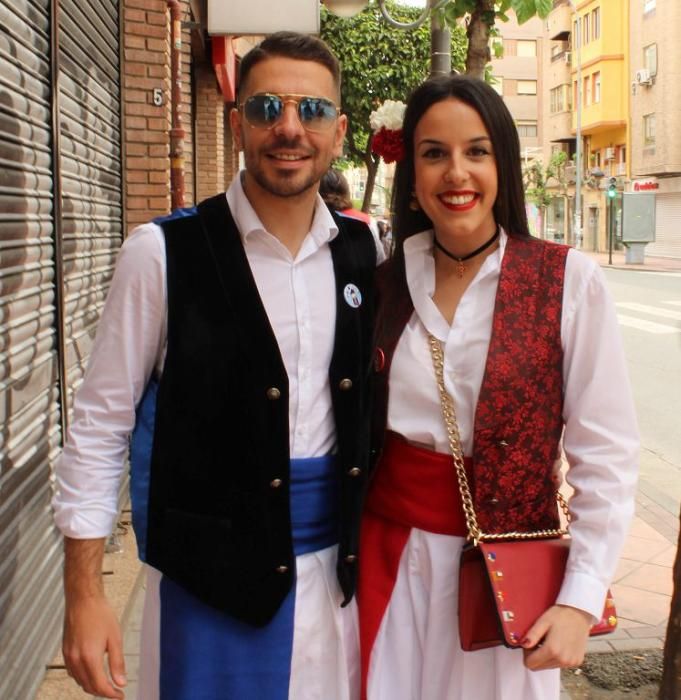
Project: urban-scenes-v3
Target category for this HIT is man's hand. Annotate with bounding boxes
[62,537,126,698]
[522,604,592,671]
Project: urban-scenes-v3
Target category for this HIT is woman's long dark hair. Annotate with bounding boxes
[391,75,530,259]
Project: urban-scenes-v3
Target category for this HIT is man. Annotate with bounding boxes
[53,32,377,700]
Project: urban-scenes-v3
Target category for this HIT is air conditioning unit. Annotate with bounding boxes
[635,68,652,85]
[564,51,572,64]
[604,147,616,160]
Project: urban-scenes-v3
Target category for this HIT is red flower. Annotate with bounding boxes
[371,127,405,164]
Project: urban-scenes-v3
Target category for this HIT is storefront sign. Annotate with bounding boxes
[632,179,659,192]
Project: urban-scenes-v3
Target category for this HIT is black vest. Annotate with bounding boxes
[144,194,376,626]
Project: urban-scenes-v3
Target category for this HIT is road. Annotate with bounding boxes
[602,267,681,517]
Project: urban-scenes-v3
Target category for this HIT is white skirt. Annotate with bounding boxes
[366,529,559,700]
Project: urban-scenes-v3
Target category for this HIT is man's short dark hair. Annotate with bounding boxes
[237,32,341,101]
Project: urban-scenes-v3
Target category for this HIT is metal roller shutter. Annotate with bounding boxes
[0,1,64,698]
[58,0,123,410]
[647,193,681,260]
[0,0,122,696]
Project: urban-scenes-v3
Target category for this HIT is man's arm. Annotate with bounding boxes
[53,223,168,696]
[62,537,126,699]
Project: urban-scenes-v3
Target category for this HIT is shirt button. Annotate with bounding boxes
[339,378,353,391]
[347,467,361,477]
[344,554,357,563]
[270,478,283,488]
[498,439,509,447]
[276,565,289,574]
[267,387,281,400]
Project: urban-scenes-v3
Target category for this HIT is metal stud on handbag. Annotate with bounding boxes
[428,334,617,651]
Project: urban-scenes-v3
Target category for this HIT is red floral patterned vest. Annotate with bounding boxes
[373,235,570,534]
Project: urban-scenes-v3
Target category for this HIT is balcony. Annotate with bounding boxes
[547,3,572,41]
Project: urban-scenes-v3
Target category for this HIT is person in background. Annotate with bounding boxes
[358,74,639,700]
[53,31,376,700]
[320,168,384,256]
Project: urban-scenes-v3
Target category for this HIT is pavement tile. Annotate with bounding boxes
[628,517,669,542]
[617,562,674,597]
[650,545,678,567]
[586,639,615,653]
[613,557,643,582]
[609,637,664,651]
[627,623,668,639]
[616,616,652,630]
[619,535,670,563]
[610,583,671,626]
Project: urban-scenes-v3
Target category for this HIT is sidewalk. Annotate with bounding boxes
[581,248,681,273]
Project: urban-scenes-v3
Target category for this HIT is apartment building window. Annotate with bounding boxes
[644,44,658,76]
[592,72,601,103]
[517,80,537,95]
[516,121,538,138]
[582,14,590,44]
[583,76,590,106]
[644,114,656,146]
[550,86,564,113]
[591,8,600,40]
[491,76,504,95]
[644,0,655,13]
[517,40,536,57]
[573,20,580,48]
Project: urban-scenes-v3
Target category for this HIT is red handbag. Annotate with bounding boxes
[459,538,618,650]
[428,335,618,652]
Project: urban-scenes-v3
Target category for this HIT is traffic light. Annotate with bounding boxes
[607,176,618,199]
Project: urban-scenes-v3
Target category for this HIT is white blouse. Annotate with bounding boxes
[387,229,639,620]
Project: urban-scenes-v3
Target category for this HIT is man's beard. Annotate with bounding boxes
[246,136,325,198]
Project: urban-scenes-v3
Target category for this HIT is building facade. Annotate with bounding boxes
[542,0,630,252]
[628,0,681,258]
[0,0,247,695]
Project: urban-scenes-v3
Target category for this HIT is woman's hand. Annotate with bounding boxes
[521,604,593,671]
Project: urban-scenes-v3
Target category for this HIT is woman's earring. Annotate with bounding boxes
[409,191,420,211]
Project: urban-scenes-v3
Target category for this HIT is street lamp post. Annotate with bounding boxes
[324,0,451,76]
[569,0,582,249]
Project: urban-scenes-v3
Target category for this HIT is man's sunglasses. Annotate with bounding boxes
[240,93,339,132]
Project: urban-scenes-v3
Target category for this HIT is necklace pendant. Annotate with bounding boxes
[458,260,465,278]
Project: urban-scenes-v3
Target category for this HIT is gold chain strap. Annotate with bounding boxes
[428,334,569,545]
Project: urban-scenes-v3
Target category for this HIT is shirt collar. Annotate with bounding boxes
[403,227,508,340]
[225,171,340,248]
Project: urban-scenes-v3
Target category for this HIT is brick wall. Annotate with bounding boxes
[224,117,240,188]
[122,0,171,233]
[195,64,225,202]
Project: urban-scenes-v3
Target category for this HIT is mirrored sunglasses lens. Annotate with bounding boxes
[298,98,337,129]
[245,95,282,126]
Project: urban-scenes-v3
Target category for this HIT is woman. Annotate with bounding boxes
[358,75,639,699]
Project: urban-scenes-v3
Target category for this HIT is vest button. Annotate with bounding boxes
[270,478,283,488]
[498,439,509,447]
[347,467,361,477]
[339,378,353,391]
[267,387,281,400]
[344,554,357,563]
[487,498,500,505]
[276,565,289,574]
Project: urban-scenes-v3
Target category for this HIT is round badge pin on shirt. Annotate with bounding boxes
[343,283,362,308]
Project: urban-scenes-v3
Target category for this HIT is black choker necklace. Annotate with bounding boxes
[434,227,500,278]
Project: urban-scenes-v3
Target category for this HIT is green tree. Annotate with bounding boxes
[321,3,466,211]
[437,0,552,79]
[523,151,568,239]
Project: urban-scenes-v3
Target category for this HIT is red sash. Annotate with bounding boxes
[358,432,472,699]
